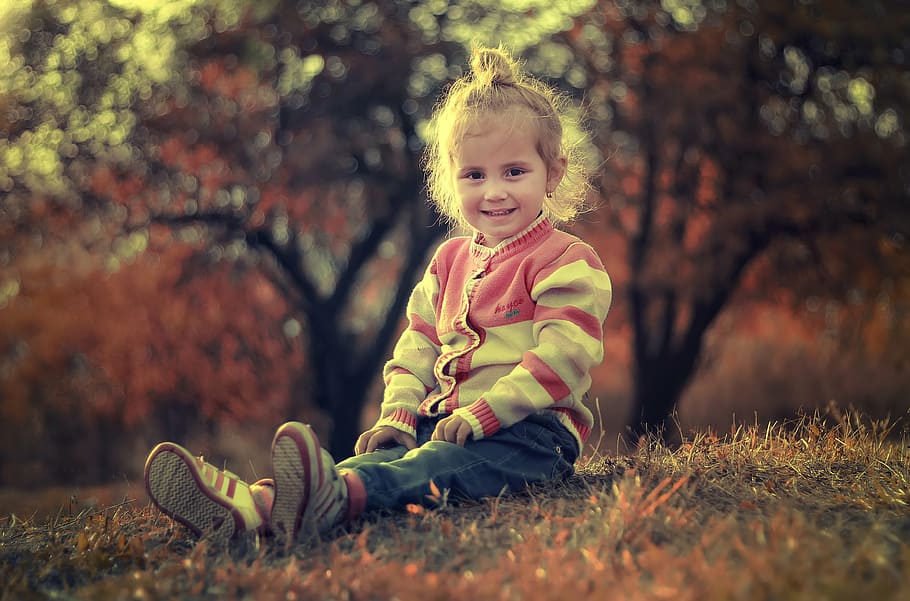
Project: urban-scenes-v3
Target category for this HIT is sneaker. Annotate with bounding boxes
[144,442,267,546]
[270,422,348,544]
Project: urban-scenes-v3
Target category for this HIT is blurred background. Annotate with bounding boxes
[0,0,908,508]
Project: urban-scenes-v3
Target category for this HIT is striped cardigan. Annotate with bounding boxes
[375,215,612,450]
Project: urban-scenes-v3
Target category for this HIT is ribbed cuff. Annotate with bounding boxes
[374,407,418,439]
[455,399,501,440]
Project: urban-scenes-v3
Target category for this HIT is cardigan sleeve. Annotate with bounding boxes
[372,254,442,439]
[453,242,612,441]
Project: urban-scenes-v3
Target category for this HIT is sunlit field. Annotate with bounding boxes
[2,408,907,600]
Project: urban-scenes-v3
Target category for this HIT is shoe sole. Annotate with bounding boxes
[270,423,323,545]
[144,443,241,547]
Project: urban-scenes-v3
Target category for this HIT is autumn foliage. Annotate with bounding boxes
[0,236,303,484]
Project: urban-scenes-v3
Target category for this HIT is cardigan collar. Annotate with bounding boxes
[470,213,553,268]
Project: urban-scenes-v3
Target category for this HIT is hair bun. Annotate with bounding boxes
[470,47,517,86]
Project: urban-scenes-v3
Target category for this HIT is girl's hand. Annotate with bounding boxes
[431,414,473,446]
[355,426,418,455]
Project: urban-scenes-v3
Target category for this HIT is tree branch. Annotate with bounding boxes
[330,211,396,310]
[151,210,324,312]
[354,206,444,383]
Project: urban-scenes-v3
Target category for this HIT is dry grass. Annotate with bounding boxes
[2,408,909,600]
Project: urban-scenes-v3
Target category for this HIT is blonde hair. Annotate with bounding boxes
[424,45,592,229]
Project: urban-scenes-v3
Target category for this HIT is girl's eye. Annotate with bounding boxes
[507,168,526,177]
[465,171,483,180]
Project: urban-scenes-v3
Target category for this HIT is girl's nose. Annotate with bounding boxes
[483,184,507,201]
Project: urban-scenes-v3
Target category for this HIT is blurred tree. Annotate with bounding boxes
[0,239,301,483]
[554,0,910,439]
[0,0,595,464]
[136,1,457,458]
[2,0,906,478]
[0,0,449,460]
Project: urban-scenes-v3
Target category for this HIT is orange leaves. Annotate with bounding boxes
[67,508,149,578]
[156,136,230,190]
[76,530,88,552]
[0,237,304,482]
[633,474,690,520]
[427,479,444,505]
[405,480,449,518]
[598,470,694,550]
[198,61,229,94]
[553,528,571,547]
[89,165,145,206]
[197,59,271,108]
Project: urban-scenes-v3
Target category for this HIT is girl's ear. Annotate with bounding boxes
[546,156,568,194]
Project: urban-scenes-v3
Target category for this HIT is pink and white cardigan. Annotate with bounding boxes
[374,215,612,451]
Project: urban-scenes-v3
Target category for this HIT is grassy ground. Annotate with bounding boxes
[2,408,909,600]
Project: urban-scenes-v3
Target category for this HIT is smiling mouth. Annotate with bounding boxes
[482,208,516,217]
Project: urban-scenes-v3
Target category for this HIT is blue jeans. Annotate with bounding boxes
[335,411,579,512]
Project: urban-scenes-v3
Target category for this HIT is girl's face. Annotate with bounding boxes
[452,117,565,248]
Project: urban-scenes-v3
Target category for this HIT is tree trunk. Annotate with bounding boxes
[627,352,699,445]
[291,218,444,459]
[625,271,758,444]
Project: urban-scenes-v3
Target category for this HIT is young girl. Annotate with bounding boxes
[144,45,612,547]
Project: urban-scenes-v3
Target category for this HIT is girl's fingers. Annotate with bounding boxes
[456,421,472,446]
